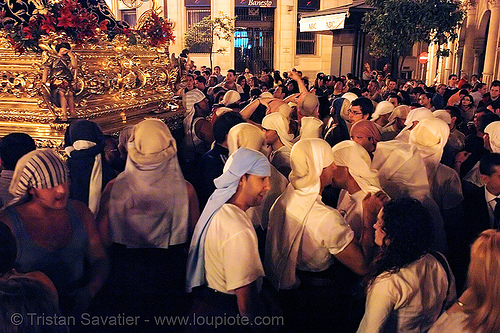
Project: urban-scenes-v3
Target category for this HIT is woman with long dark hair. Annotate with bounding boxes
[358,198,456,333]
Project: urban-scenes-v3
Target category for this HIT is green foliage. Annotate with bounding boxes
[184,16,213,52]
[362,0,465,59]
[184,12,235,67]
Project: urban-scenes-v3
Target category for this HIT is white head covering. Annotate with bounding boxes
[128,119,177,165]
[108,119,189,249]
[222,90,241,106]
[371,101,394,121]
[276,103,292,118]
[395,107,434,143]
[183,89,207,141]
[386,105,411,126]
[227,122,265,155]
[228,123,288,229]
[484,121,500,153]
[300,117,323,139]
[9,149,68,206]
[433,110,452,125]
[404,107,434,127]
[265,138,334,290]
[215,106,233,117]
[372,140,448,253]
[184,88,206,112]
[262,112,295,149]
[409,117,450,180]
[331,140,381,192]
[260,92,273,99]
[187,148,271,292]
[371,140,431,201]
[342,92,358,103]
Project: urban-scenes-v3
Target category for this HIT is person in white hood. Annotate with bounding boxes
[265,138,383,331]
[394,107,434,143]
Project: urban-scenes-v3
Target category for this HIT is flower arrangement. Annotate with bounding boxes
[0,0,175,54]
[137,12,175,47]
[2,0,108,53]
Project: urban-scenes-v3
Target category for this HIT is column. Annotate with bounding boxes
[275,0,297,73]
[426,42,438,86]
[212,0,235,71]
[482,0,500,86]
[444,40,455,79]
[461,2,477,76]
[166,0,185,55]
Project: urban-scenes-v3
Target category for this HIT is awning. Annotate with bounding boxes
[298,0,370,33]
[299,12,347,32]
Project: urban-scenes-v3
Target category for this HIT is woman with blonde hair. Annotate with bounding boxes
[430,229,500,333]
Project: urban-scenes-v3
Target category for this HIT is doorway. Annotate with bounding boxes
[234,7,274,74]
[234,27,274,74]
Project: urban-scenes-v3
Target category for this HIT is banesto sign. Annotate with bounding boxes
[236,0,276,7]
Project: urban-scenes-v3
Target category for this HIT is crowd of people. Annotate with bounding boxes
[1,64,500,333]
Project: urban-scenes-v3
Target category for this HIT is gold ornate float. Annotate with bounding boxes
[0,0,181,147]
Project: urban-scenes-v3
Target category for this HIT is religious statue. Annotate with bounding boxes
[42,42,78,121]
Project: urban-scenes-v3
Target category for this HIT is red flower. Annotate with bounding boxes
[41,15,56,33]
[62,0,77,12]
[99,19,108,31]
[57,9,74,28]
[22,26,33,39]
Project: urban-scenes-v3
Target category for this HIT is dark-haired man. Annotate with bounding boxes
[0,133,36,207]
[187,148,271,327]
[194,75,208,96]
[463,153,500,246]
[480,80,500,108]
[348,97,375,125]
[215,69,244,94]
[470,83,488,108]
[213,65,224,83]
[444,74,459,104]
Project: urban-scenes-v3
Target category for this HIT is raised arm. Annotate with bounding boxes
[334,192,386,275]
[287,70,307,93]
[240,98,262,120]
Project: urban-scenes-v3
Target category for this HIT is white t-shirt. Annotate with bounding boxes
[358,253,456,333]
[296,198,354,272]
[204,203,265,294]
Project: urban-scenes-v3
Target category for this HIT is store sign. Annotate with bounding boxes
[185,0,210,6]
[299,12,347,32]
[236,0,276,8]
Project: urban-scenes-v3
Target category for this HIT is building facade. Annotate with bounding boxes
[104,0,499,84]
[105,0,362,77]
[426,0,499,86]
